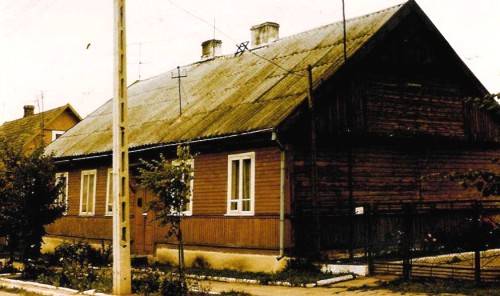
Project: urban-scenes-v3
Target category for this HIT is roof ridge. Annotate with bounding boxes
[133,2,407,85]
[0,104,68,126]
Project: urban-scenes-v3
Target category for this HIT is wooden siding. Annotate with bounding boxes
[192,147,281,215]
[293,144,500,212]
[155,216,279,250]
[306,10,498,144]
[48,146,283,253]
[46,216,111,240]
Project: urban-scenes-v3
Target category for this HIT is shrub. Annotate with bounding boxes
[22,258,50,279]
[159,275,188,296]
[53,241,111,267]
[132,268,162,295]
[52,241,104,291]
[0,261,18,274]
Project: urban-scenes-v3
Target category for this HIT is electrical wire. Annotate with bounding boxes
[166,0,305,77]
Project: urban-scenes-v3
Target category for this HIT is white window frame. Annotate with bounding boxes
[51,130,65,141]
[226,152,255,216]
[55,172,69,215]
[79,169,97,216]
[171,159,194,216]
[105,168,113,216]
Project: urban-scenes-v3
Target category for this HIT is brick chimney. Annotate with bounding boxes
[201,39,222,60]
[250,22,279,48]
[23,105,35,117]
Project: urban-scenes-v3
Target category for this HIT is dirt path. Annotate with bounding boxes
[201,276,466,296]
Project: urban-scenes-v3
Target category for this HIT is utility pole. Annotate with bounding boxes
[112,0,131,294]
[307,64,320,256]
[171,66,187,116]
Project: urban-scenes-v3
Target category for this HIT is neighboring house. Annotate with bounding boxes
[0,104,81,153]
[0,104,80,248]
[44,1,500,272]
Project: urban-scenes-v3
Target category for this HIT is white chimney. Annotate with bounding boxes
[201,39,222,60]
[250,22,279,48]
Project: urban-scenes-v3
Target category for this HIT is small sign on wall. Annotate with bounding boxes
[354,206,364,215]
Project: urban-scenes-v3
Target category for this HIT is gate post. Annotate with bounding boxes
[402,203,413,281]
[365,204,374,274]
[473,201,482,286]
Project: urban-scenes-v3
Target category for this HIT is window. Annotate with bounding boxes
[227,152,255,215]
[51,130,65,141]
[55,172,68,215]
[172,159,194,216]
[105,169,113,216]
[80,169,97,216]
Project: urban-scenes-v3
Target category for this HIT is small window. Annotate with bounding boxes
[105,169,113,216]
[80,169,97,216]
[55,172,68,215]
[51,130,65,141]
[227,152,255,215]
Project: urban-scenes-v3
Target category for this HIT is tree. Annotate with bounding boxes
[0,139,65,266]
[138,145,193,293]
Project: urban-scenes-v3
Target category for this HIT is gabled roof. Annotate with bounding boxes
[46,1,487,159]
[0,104,81,149]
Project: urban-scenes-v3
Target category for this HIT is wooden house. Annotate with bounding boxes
[0,104,81,153]
[44,1,500,271]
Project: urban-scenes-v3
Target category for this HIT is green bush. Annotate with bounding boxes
[22,258,50,279]
[53,241,111,267]
[51,241,107,291]
[0,261,18,274]
[159,275,188,296]
[132,268,162,295]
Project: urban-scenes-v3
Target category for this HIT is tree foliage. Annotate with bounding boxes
[0,139,65,263]
[138,145,193,235]
[446,167,500,197]
[138,145,193,293]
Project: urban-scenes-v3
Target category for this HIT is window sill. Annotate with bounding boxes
[79,213,95,217]
[224,212,255,217]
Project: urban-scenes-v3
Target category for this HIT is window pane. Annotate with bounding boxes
[56,175,67,204]
[231,201,238,211]
[242,159,251,200]
[231,160,239,201]
[82,175,88,212]
[108,172,113,213]
[62,176,67,204]
[242,199,250,211]
[88,174,95,213]
[182,197,190,212]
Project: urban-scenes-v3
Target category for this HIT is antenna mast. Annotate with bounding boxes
[172,66,187,116]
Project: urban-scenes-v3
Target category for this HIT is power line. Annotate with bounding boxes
[166,0,305,77]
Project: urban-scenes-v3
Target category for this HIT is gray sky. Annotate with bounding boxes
[0,0,498,123]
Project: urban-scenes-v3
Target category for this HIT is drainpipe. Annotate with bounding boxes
[272,131,286,260]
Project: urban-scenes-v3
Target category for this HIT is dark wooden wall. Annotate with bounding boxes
[287,10,500,254]
[293,143,500,212]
